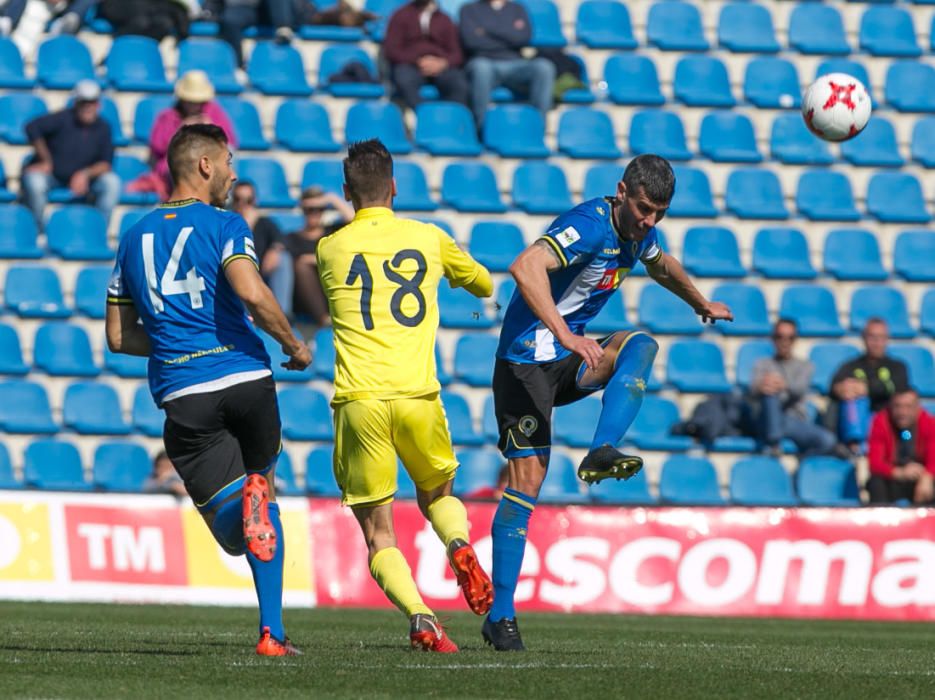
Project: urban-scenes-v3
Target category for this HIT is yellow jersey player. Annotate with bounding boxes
[317,139,495,652]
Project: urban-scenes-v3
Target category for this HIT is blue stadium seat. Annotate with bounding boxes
[590,468,654,505]
[752,227,817,279]
[816,59,875,104]
[178,39,241,94]
[558,53,596,104]
[312,327,335,380]
[718,2,780,53]
[552,397,602,448]
[860,6,921,57]
[0,94,46,144]
[435,344,452,386]
[823,229,887,281]
[626,395,692,451]
[788,4,850,55]
[439,284,493,329]
[24,440,89,491]
[4,266,70,318]
[537,452,586,504]
[0,323,27,376]
[441,162,504,213]
[248,42,312,96]
[0,205,41,258]
[469,221,524,272]
[779,286,844,337]
[92,442,150,492]
[454,448,504,499]
[275,100,339,152]
[483,105,549,158]
[237,158,295,208]
[318,45,382,98]
[795,171,861,222]
[889,346,935,397]
[305,448,341,497]
[744,58,801,109]
[364,0,408,41]
[258,329,314,383]
[112,153,158,206]
[797,457,860,506]
[94,97,128,147]
[673,56,735,107]
[345,101,411,154]
[725,169,788,219]
[495,279,516,322]
[46,206,113,260]
[273,450,301,496]
[850,286,914,338]
[557,108,621,159]
[74,266,111,319]
[576,0,637,49]
[63,382,131,435]
[840,118,904,167]
[119,210,150,239]
[629,110,691,161]
[34,323,99,377]
[0,381,56,434]
[770,113,833,165]
[299,21,365,42]
[667,341,731,393]
[217,97,269,150]
[132,385,164,437]
[735,340,774,389]
[0,443,22,489]
[867,172,931,223]
[105,347,148,379]
[711,284,771,337]
[809,343,861,393]
[512,162,573,214]
[911,116,935,166]
[518,0,566,47]
[279,387,333,441]
[659,456,724,505]
[454,334,497,386]
[604,54,664,106]
[441,391,483,446]
[666,166,716,218]
[394,161,436,211]
[37,35,95,89]
[647,1,709,51]
[105,36,172,92]
[588,289,630,333]
[893,230,935,281]
[582,163,622,201]
[699,112,760,163]
[0,161,16,203]
[414,102,481,156]
[682,227,745,278]
[885,62,935,112]
[396,463,418,500]
[730,458,797,506]
[132,95,174,144]
[638,285,703,335]
[481,394,498,442]
[0,37,32,88]
[301,159,344,195]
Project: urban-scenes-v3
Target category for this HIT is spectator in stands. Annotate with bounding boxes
[230,179,293,316]
[216,0,295,81]
[128,70,237,201]
[0,0,96,49]
[827,318,909,449]
[384,0,469,113]
[867,390,935,505]
[459,0,555,128]
[292,0,376,28]
[98,0,198,40]
[143,451,188,497]
[285,185,353,325]
[748,319,838,457]
[21,79,120,229]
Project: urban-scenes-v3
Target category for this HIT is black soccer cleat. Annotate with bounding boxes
[577,444,643,485]
[482,616,526,652]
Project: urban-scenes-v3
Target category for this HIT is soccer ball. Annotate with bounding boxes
[801,73,872,142]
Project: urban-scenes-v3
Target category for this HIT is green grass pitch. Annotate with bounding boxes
[2,602,934,699]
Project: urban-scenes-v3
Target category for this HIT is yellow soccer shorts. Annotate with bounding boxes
[332,393,458,507]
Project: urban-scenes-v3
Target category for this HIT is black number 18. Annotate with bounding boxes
[345,249,427,330]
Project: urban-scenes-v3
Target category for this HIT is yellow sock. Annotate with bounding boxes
[426,495,470,549]
[369,547,432,617]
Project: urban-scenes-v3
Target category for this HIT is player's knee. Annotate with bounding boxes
[623,332,658,368]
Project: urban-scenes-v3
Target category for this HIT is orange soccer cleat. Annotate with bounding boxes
[256,627,302,656]
[409,614,459,653]
[243,473,277,562]
[449,540,493,616]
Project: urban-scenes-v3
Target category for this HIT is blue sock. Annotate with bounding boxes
[489,488,536,621]
[246,502,285,640]
[589,332,658,450]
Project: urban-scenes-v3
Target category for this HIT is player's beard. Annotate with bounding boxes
[208,170,231,208]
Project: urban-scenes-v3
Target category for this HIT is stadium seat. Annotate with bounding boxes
[752,227,817,279]
[0,205,41,258]
[735,340,774,389]
[454,334,497,386]
[885,61,935,112]
[495,279,516,322]
[105,36,172,92]
[889,346,935,397]
[816,59,875,105]
[718,2,780,53]
[629,110,691,161]
[699,112,760,163]
[537,452,586,504]
[312,327,335,380]
[94,97,128,147]
[667,341,731,393]
[364,0,407,41]
[770,113,833,165]
[850,287,914,338]
[483,105,549,158]
[299,21,365,42]
[647,1,708,51]
[744,58,801,110]
[725,169,788,219]
[0,443,21,489]
[178,38,241,94]
[626,395,692,451]
[840,118,904,167]
[441,391,483,446]
[63,382,131,435]
[37,35,95,89]
[24,440,89,491]
[131,385,164,437]
[74,266,111,319]
[393,161,436,211]
[867,172,931,223]
[0,323,27,379]
[681,227,745,278]
[859,6,921,57]
[779,286,844,337]
[4,266,70,318]
[414,102,481,157]
[113,154,159,206]
[396,463,419,500]
[788,4,850,55]
[512,162,573,214]
[440,162,505,213]
[305,448,341,497]
[552,397,602,448]
[248,42,312,96]
[0,94,46,144]
[557,108,621,159]
[0,37,32,88]
[439,284,493,329]
[558,53,596,104]
[237,158,294,208]
[588,289,630,334]
[797,457,861,506]
[590,468,654,505]
[318,45,382,98]
[275,100,338,152]
[795,171,861,222]
[258,329,315,384]
[93,442,150,492]
[0,161,16,203]
[575,0,637,49]
[345,101,411,154]
[434,344,452,386]
[638,285,703,335]
[658,456,724,505]
[454,448,504,499]
[34,323,99,377]
[893,230,935,281]
[469,222,524,272]
[604,54,665,106]
[217,97,269,151]
[104,347,148,379]
[809,343,861,393]
[279,387,333,441]
[730,458,797,507]
[274,450,301,496]
[908,116,935,168]
[711,284,770,337]
[45,206,113,260]
[519,0,566,47]
[823,229,888,281]
[132,95,174,144]
[301,159,344,195]
[667,166,716,218]
[481,394,498,442]
[673,56,735,107]
[0,381,57,433]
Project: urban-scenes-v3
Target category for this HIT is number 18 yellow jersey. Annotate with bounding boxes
[317,207,493,403]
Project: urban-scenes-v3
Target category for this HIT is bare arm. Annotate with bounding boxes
[105,303,152,356]
[646,252,733,324]
[84,161,112,178]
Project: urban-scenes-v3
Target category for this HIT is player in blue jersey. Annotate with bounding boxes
[105,124,311,656]
[484,155,734,650]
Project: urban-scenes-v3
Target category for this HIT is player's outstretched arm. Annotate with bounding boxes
[646,253,733,324]
[440,234,493,298]
[105,303,152,356]
[224,258,311,370]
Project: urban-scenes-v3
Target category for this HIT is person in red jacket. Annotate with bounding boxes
[383,0,469,112]
[867,389,935,505]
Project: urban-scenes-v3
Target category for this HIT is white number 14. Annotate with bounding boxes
[142,227,206,314]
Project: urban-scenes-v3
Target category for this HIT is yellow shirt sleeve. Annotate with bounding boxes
[438,231,493,298]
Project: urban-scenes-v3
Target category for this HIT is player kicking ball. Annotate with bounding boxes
[106,125,311,656]
[485,155,733,650]
[317,140,494,652]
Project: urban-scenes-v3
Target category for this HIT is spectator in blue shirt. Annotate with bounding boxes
[21,79,120,228]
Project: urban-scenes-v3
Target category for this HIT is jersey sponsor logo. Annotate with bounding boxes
[596,268,623,291]
[603,248,621,255]
[596,206,605,216]
[555,226,581,249]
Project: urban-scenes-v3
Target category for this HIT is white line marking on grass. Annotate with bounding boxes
[397,663,615,670]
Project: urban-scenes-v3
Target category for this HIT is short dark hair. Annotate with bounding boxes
[775,318,798,332]
[864,317,887,330]
[233,179,255,192]
[343,139,393,204]
[622,154,676,204]
[167,123,228,185]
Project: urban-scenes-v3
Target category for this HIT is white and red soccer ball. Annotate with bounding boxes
[802,73,872,142]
